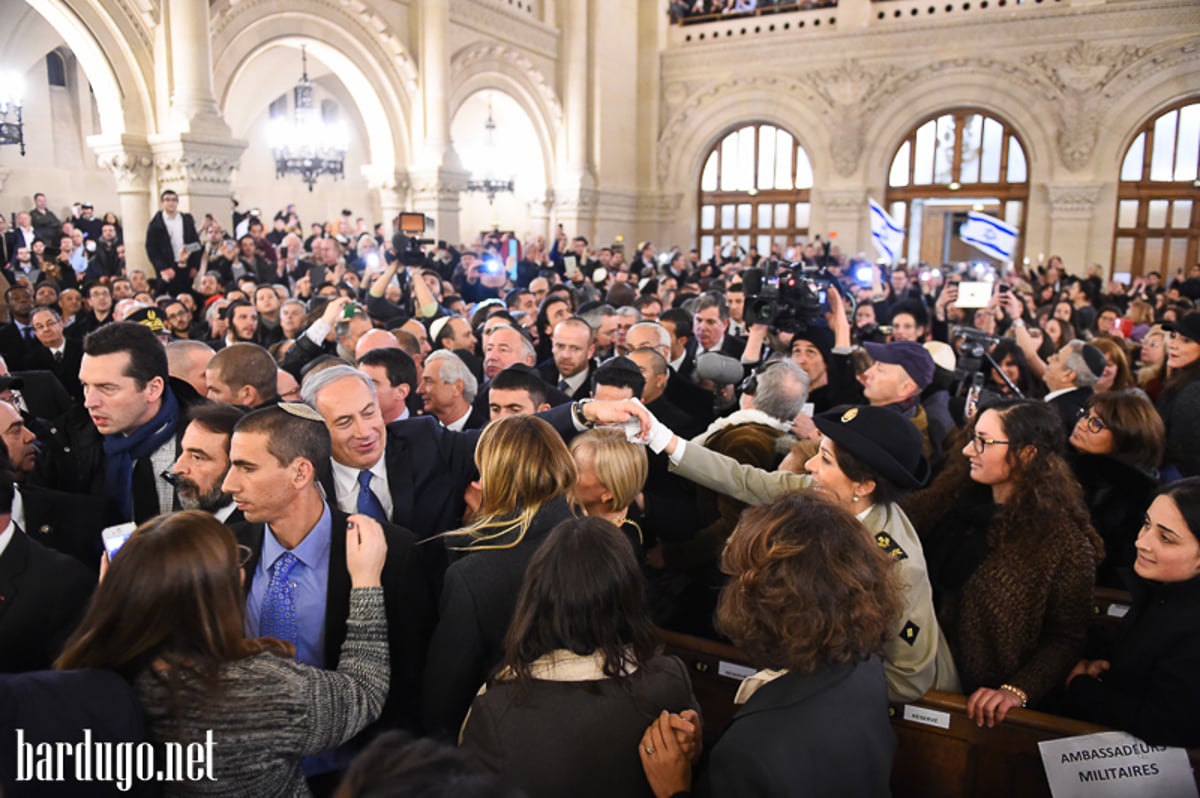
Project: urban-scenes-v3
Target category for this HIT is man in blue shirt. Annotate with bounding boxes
[223,404,434,772]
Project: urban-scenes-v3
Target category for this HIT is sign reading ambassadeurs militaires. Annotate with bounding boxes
[1038,731,1198,798]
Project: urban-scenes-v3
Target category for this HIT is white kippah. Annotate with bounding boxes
[429,316,453,346]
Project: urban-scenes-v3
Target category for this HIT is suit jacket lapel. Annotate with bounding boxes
[0,530,31,622]
[386,434,414,531]
[324,510,351,668]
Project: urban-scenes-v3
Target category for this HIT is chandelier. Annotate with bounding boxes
[269,47,347,191]
[0,73,24,156]
[466,94,515,205]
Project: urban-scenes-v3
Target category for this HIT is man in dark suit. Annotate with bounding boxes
[536,316,596,401]
[0,285,37,370]
[145,189,200,294]
[222,404,433,747]
[0,398,108,570]
[26,306,83,401]
[1043,339,1103,438]
[302,364,481,543]
[0,449,95,673]
[686,292,746,376]
[627,320,716,431]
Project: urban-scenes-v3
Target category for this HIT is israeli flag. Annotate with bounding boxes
[869,199,905,264]
[959,211,1019,261]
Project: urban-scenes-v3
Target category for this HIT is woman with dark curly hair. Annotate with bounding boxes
[904,400,1102,728]
[461,517,698,798]
[639,492,902,797]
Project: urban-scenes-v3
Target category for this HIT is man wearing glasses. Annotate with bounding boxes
[1041,339,1105,439]
[27,307,83,402]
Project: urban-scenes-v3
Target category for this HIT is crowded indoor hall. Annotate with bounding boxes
[0,0,1198,796]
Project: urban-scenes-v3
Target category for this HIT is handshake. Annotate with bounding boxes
[577,399,678,455]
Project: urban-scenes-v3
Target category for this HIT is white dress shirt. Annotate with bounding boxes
[330,456,394,520]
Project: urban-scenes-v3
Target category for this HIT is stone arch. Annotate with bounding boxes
[448,43,562,189]
[26,0,155,137]
[658,81,830,193]
[862,68,1055,193]
[210,4,416,175]
[1091,45,1200,174]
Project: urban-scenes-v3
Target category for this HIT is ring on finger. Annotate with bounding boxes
[644,746,655,755]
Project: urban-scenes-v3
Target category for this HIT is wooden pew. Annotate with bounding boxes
[1093,586,1133,622]
[891,691,1200,798]
[656,627,752,746]
[658,629,1200,796]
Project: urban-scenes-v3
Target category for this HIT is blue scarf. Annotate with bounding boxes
[102,387,180,520]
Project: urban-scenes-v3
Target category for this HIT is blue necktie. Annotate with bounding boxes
[259,552,299,646]
[356,470,387,523]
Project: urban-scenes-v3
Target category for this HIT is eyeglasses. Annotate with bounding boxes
[1078,410,1106,434]
[969,433,1010,455]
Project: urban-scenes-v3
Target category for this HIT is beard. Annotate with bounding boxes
[177,477,232,513]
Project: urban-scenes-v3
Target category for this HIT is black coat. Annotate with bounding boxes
[1068,452,1159,589]
[0,669,158,798]
[697,658,896,797]
[1064,571,1200,748]
[0,528,95,673]
[1046,387,1093,440]
[0,323,32,370]
[536,358,595,402]
[421,497,576,735]
[232,507,434,735]
[17,484,112,571]
[145,210,200,292]
[25,337,84,402]
[462,655,698,798]
[321,416,483,543]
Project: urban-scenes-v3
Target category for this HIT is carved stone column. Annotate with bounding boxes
[410,167,470,247]
[363,166,410,238]
[147,134,248,225]
[89,135,155,275]
[164,0,229,137]
[554,0,597,237]
[816,188,868,254]
[1045,184,1103,274]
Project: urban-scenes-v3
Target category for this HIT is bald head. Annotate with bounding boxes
[355,328,400,359]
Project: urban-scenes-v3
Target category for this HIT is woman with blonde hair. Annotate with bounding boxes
[1137,324,1168,401]
[422,414,578,734]
[57,510,390,796]
[570,427,649,558]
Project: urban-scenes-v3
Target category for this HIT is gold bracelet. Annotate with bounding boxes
[999,684,1028,707]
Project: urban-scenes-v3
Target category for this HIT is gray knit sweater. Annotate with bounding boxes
[135,588,389,797]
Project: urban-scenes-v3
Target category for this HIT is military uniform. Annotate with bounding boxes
[670,439,960,700]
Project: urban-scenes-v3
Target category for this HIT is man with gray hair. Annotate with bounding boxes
[578,303,619,360]
[1042,338,1105,437]
[300,362,481,542]
[418,350,485,431]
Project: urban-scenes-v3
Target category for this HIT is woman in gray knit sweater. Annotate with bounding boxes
[57,510,390,798]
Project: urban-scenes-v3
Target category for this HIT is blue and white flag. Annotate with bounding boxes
[959,211,1018,260]
[869,199,905,264]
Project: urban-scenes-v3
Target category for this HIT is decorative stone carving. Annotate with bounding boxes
[211,0,419,95]
[91,143,154,192]
[820,189,867,216]
[1046,184,1103,220]
[149,136,248,192]
[450,42,564,131]
[449,0,558,59]
[0,166,10,194]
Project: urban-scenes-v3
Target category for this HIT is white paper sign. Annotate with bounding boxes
[716,661,756,681]
[902,704,951,729]
[1038,731,1198,798]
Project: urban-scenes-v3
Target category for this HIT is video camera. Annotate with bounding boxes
[741,259,847,334]
[392,213,435,267]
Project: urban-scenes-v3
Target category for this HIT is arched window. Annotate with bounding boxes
[1113,99,1200,278]
[46,51,66,88]
[697,123,813,262]
[885,109,1029,265]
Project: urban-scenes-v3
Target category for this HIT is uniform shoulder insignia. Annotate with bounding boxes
[875,531,908,561]
[900,620,920,646]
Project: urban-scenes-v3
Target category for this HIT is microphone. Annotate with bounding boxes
[695,352,746,385]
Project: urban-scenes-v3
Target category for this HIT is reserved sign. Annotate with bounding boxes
[1038,731,1197,798]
